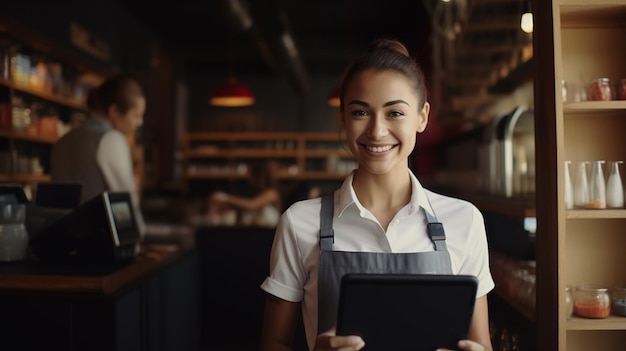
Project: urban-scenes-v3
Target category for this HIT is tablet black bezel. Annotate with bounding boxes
[336,273,478,351]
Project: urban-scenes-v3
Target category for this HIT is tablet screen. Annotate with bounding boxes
[336,273,478,351]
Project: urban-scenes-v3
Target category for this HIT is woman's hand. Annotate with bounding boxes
[314,326,365,351]
[437,339,487,351]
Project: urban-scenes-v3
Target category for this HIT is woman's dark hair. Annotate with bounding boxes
[339,38,427,110]
[87,73,144,114]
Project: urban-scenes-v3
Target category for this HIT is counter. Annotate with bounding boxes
[0,234,199,351]
[0,240,194,294]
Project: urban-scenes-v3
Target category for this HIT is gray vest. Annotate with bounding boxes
[51,117,112,204]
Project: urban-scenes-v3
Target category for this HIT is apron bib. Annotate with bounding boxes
[317,193,453,333]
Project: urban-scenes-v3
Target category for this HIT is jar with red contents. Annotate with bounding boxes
[590,78,613,101]
[574,284,610,318]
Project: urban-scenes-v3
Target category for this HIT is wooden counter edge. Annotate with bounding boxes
[0,240,195,295]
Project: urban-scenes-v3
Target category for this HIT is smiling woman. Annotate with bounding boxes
[259,38,495,351]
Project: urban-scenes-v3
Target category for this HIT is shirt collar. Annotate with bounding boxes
[84,113,114,131]
[335,170,436,219]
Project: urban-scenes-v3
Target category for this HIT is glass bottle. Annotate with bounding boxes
[577,73,588,102]
[565,286,574,319]
[606,161,624,208]
[573,161,590,209]
[564,161,574,209]
[588,160,606,209]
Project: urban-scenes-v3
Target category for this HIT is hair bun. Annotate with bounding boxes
[367,38,410,58]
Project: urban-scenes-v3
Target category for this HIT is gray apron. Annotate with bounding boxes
[317,193,453,333]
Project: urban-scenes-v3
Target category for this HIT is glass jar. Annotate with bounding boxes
[611,287,626,317]
[565,286,574,319]
[618,79,626,100]
[0,203,28,262]
[589,78,613,101]
[574,284,610,319]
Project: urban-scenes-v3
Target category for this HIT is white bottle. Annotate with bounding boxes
[573,161,590,209]
[588,160,606,209]
[606,161,624,208]
[564,161,574,209]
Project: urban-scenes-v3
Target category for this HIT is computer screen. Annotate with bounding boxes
[106,193,140,245]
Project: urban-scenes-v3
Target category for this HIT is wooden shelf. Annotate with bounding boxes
[181,132,354,193]
[0,78,87,111]
[564,100,626,113]
[186,150,299,158]
[0,174,51,183]
[567,315,626,330]
[566,209,626,219]
[0,129,58,144]
[184,170,350,181]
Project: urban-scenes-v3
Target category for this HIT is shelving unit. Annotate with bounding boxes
[0,18,109,190]
[534,1,626,350]
[0,75,90,184]
[0,77,88,110]
[181,132,355,193]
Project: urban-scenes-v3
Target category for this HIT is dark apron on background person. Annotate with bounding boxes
[317,193,454,334]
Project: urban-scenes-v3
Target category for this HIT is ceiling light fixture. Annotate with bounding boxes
[210,76,255,107]
[328,84,341,108]
[521,1,533,33]
[209,30,255,108]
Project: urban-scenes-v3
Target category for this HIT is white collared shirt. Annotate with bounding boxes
[260,170,494,349]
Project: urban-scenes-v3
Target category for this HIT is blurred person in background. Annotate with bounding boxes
[208,161,282,227]
[51,73,146,237]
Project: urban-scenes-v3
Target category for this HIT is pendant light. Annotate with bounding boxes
[210,76,255,107]
[328,84,341,107]
[210,32,255,107]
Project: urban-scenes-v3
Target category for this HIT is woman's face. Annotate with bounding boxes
[342,69,429,176]
[109,95,146,134]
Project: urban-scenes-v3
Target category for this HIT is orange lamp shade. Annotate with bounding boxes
[327,84,341,107]
[210,78,255,107]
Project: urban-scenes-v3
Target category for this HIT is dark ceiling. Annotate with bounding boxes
[121,0,532,120]
[121,0,433,87]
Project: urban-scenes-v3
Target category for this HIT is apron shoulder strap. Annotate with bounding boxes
[424,193,448,252]
[427,222,448,251]
[319,193,334,251]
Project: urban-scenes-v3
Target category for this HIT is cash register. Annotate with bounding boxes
[29,191,141,264]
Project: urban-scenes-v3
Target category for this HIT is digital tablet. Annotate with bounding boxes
[336,273,478,351]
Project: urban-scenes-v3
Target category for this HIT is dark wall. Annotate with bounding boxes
[187,73,342,133]
[1,0,155,72]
